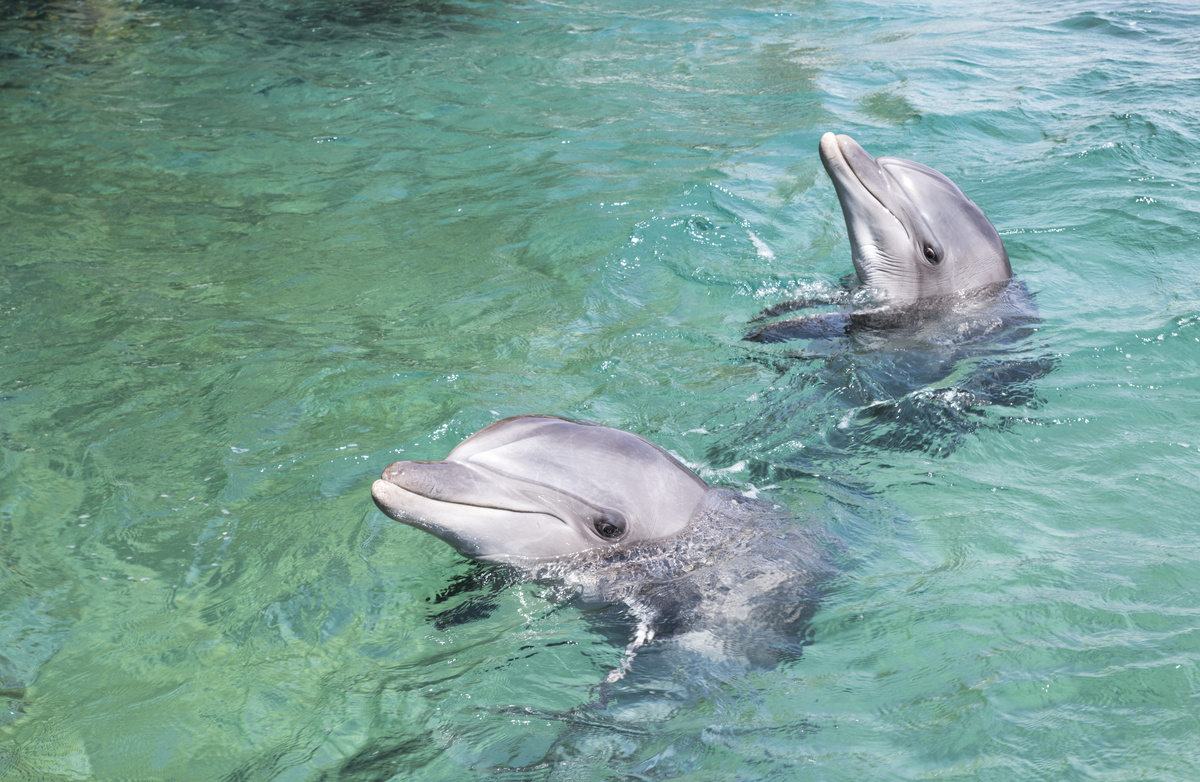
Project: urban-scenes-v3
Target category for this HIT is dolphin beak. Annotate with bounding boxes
[370,463,598,564]
[371,460,488,530]
[818,132,851,180]
[370,468,541,561]
[819,132,893,210]
[378,460,475,503]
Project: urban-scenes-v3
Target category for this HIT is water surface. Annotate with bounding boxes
[3,0,1200,779]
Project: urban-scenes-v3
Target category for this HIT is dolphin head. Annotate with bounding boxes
[371,415,710,564]
[819,132,1011,304]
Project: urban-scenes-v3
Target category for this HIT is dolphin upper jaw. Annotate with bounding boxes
[378,458,577,518]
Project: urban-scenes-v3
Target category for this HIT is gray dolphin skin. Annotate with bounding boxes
[817,132,1012,303]
[372,415,832,674]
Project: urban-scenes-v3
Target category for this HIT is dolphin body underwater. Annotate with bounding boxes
[371,415,835,679]
[747,132,1038,347]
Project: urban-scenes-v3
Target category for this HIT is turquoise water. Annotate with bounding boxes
[3,0,1200,778]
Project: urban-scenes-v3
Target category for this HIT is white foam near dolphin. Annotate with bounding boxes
[372,415,832,678]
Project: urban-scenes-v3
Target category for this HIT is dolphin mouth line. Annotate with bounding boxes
[376,473,565,521]
[378,458,619,528]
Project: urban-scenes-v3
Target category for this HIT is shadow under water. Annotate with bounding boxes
[740,279,1057,460]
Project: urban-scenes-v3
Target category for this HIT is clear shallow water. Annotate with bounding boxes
[2,0,1199,778]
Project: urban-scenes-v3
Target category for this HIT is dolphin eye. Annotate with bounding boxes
[593,512,625,540]
[923,245,941,265]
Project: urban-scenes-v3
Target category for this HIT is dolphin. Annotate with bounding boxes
[739,134,1052,457]
[371,415,832,675]
[747,132,1031,344]
[820,132,1011,303]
